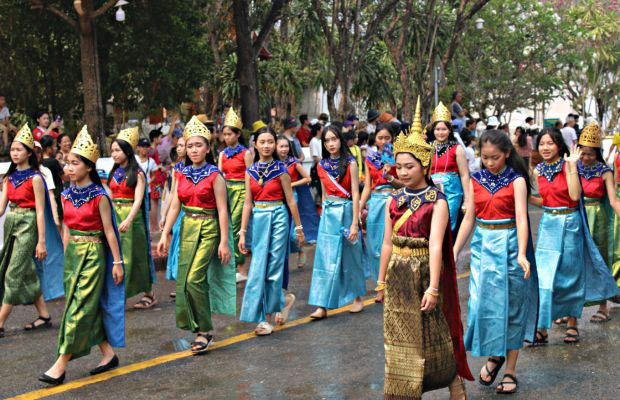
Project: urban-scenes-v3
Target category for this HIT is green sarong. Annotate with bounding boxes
[226,180,246,266]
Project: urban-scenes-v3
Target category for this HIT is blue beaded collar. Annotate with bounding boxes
[577,160,611,180]
[366,150,383,170]
[62,183,106,209]
[8,168,37,188]
[283,156,298,168]
[472,167,521,195]
[392,186,445,212]
[319,156,355,179]
[536,159,564,183]
[247,160,287,186]
[222,144,247,158]
[173,161,186,172]
[181,163,220,185]
[112,166,127,184]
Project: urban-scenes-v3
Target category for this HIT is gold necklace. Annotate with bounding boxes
[257,160,275,185]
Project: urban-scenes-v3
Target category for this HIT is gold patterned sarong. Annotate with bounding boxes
[383,236,456,400]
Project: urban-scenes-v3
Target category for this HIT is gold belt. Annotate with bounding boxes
[254,201,284,208]
[584,199,602,206]
[71,235,103,243]
[477,221,516,230]
[185,212,216,220]
[113,200,133,207]
[392,245,429,258]
[543,208,577,215]
[9,206,34,214]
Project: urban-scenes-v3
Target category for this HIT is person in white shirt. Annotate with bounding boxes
[560,116,577,148]
[34,141,60,228]
[309,123,323,163]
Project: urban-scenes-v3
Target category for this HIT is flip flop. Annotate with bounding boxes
[133,295,158,309]
[479,356,506,386]
[590,311,611,323]
[276,294,296,325]
[254,322,273,336]
[496,373,518,395]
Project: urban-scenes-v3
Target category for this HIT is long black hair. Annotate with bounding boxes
[321,125,352,182]
[252,127,278,162]
[515,126,527,148]
[479,129,532,195]
[81,155,104,187]
[224,126,247,147]
[184,136,216,166]
[431,120,456,142]
[109,139,142,188]
[276,134,295,161]
[6,142,39,179]
[536,127,569,159]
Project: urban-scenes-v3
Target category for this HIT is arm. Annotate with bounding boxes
[528,168,543,207]
[213,175,231,265]
[376,198,394,295]
[453,180,476,259]
[217,152,223,172]
[48,188,60,228]
[564,146,582,201]
[238,172,253,254]
[157,178,181,255]
[360,167,372,210]
[455,145,471,210]
[348,162,360,242]
[32,176,48,260]
[62,224,69,252]
[119,173,146,232]
[291,164,311,187]
[296,142,305,162]
[159,172,176,229]
[244,150,253,168]
[421,199,449,312]
[514,178,531,279]
[99,197,124,285]
[281,173,305,244]
[0,180,8,217]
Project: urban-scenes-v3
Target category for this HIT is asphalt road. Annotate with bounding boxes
[2,207,620,399]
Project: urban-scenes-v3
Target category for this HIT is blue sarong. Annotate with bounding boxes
[365,186,391,281]
[166,210,185,281]
[431,171,463,232]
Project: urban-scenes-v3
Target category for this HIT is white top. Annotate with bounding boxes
[0,106,9,121]
[561,126,577,148]
[39,165,55,190]
[309,137,322,160]
[136,155,157,184]
[465,147,480,173]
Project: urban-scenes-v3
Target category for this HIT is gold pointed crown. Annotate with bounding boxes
[394,97,434,170]
[578,122,603,148]
[252,120,267,133]
[71,125,100,163]
[116,126,139,148]
[14,123,35,150]
[183,115,212,141]
[431,101,452,124]
[224,108,243,130]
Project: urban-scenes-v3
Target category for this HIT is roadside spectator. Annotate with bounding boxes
[318,113,329,126]
[40,135,64,221]
[0,95,11,147]
[450,91,467,133]
[486,116,500,130]
[500,123,510,136]
[554,120,563,130]
[32,111,61,141]
[345,131,363,179]
[297,114,311,146]
[282,116,304,161]
[513,126,533,168]
[346,114,359,130]
[309,123,323,204]
[561,115,577,148]
[34,141,61,228]
[136,138,163,232]
[462,133,480,173]
[461,118,477,139]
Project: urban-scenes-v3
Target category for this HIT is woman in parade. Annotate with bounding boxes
[454,130,538,394]
[218,108,252,282]
[360,121,401,289]
[377,105,472,399]
[530,128,618,345]
[108,127,156,309]
[158,116,235,355]
[0,124,63,339]
[308,125,365,320]
[159,135,186,288]
[40,127,125,385]
[577,122,620,323]
[239,126,304,336]
[428,102,470,236]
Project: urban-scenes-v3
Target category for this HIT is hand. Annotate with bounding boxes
[157,235,169,257]
[218,242,231,265]
[159,217,166,231]
[118,218,132,233]
[420,291,437,312]
[518,254,531,280]
[296,230,305,246]
[564,144,582,166]
[112,263,124,285]
[50,121,60,130]
[238,236,248,255]
[35,242,47,261]
[375,290,384,302]
[347,224,358,242]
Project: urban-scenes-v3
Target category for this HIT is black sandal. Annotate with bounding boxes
[564,327,579,344]
[496,373,518,394]
[479,356,505,386]
[190,333,213,355]
[531,329,548,345]
[24,315,52,331]
[590,310,611,323]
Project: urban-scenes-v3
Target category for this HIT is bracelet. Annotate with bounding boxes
[386,175,395,183]
[427,287,439,293]
[374,282,386,291]
[295,225,303,231]
[113,260,124,265]
[425,289,438,297]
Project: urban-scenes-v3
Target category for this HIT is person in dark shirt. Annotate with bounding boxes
[40,135,64,219]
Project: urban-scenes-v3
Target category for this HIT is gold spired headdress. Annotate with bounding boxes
[116,126,139,149]
[71,125,100,163]
[14,123,35,150]
[431,101,452,125]
[224,108,243,130]
[183,115,212,141]
[578,122,602,148]
[394,97,434,170]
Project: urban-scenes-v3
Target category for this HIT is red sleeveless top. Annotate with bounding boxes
[579,161,612,199]
[471,168,522,220]
[108,170,141,200]
[62,189,105,231]
[536,161,579,208]
[318,160,353,198]
[248,160,288,201]
[177,172,218,209]
[431,142,460,174]
[7,176,36,209]
[221,146,248,181]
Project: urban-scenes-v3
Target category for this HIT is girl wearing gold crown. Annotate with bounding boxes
[577,122,620,323]
[108,127,156,309]
[360,122,401,291]
[454,130,538,394]
[238,126,304,335]
[529,128,618,345]
[429,103,470,237]
[218,108,252,282]
[376,106,472,399]
[0,124,64,340]
[157,116,235,355]
[307,125,366,320]
[40,127,125,385]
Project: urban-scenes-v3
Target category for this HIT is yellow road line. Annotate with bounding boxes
[11,271,472,400]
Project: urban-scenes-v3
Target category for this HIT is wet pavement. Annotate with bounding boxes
[2,208,620,399]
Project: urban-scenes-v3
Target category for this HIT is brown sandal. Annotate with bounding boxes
[133,295,158,309]
[564,327,579,344]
